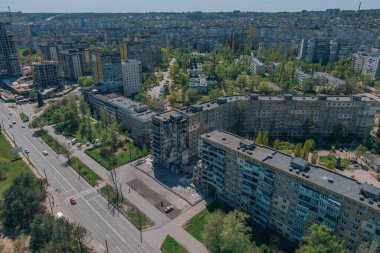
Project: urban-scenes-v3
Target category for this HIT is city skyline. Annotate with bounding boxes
[2,0,380,13]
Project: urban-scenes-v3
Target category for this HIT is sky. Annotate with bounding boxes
[1,0,379,13]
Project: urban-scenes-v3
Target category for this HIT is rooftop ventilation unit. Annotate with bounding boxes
[291,158,309,171]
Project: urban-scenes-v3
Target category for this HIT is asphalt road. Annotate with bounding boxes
[0,103,159,253]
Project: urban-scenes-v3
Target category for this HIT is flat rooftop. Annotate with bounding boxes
[200,130,379,210]
[94,93,157,120]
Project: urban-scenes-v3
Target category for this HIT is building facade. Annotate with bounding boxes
[250,57,266,75]
[152,94,379,169]
[32,61,61,90]
[91,50,122,92]
[58,49,85,81]
[198,130,380,252]
[352,51,380,81]
[0,22,21,78]
[121,60,142,97]
[83,89,156,145]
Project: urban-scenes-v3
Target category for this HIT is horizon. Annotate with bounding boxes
[2,0,380,13]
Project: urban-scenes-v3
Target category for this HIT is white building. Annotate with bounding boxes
[352,50,380,81]
[250,57,265,75]
[122,60,142,97]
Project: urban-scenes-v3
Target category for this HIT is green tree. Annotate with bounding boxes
[355,144,367,159]
[185,88,198,105]
[29,90,38,101]
[294,143,303,157]
[221,210,252,253]
[302,79,316,93]
[302,139,315,160]
[296,224,347,253]
[255,131,263,145]
[262,131,269,146]
[37,92,44,107]
[311,151,319,165]
[78,76,93,87]
[302,119,315,137]
[0,173,46,230]
[258,82,274,95]
[203,210,225,253]
[273,139,281,150]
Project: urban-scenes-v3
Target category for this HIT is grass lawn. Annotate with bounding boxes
[99,185,151,229]
[319,155,348,170]
[19,112,29,122]
[86,144,149,170]
[69,156,102,187]
[0,134,31,196]
[185,208,211,242]
[160,235,189,253]
[39,130,68,155]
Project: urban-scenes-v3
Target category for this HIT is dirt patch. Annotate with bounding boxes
[0,236,14,253]
[127,178,180,218]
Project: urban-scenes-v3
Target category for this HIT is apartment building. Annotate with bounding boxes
[151,110,189,171]
[152,94,379,170]
[58,49,85,81]
[91,50,122,92]
[83,89,156,145]
[0,22,21,78]
[121,60,142,97]
[352,50,380,81]
[198,130,380,251]
[250,57,266,75]
[313,72,345,88]
[32,61,62,90]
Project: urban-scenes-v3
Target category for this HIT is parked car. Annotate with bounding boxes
[24,149,30,154]
[76,143,82,148]
[42,150,48,156]
[86,141,91,146]
[56,212,64,219]
[12,121,16,124]
[69,197,76,205]
[9,124,13,128]
[71,138,77,145]
[164,206,174,213]
[22,124,25,128]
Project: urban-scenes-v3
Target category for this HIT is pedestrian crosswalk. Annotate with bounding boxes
[65,188,97,202]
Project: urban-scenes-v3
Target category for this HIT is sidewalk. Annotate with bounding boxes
[43,125,210,253]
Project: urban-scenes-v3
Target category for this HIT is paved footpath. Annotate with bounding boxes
[43,125,210,253]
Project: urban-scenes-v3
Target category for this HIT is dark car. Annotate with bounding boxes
[69,197,76,205]
[164,206,174,213]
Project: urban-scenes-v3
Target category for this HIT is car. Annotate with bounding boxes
[8,112,12,115]
[76,142,82,147]
[12,121,16,124]
[69,197,76,205]
[9,124,13,128]
[56,212,64,219]
[164,206,174,213]
[21,124,25,128]
[42,151,48,156]
[86,141,91,146]
[71,138,77,145]
[24,149,30,154]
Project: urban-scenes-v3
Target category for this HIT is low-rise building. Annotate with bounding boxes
[352,50,380,81]
[198,130,380,251]
[189,75,217,94]
[361,152,380,172]
[83,89,156,145]
[250,57,265,75]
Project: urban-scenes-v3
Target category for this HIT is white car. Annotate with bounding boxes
[24,149,30,154]
[56,212,64,219]
[42,151,48,156]
[22,124,26,128]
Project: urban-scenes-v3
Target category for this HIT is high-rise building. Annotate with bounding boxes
[197,130,380,251]
[59,49,85,81]
[152,94,379,170]
[91,50,122,92]
[119,37,154,71]
[40,42,59,62]
[300,39,350,65]
[121,60,142,97]
[352,50,380,81]
[32,61,61,90]
[0,22,21,78]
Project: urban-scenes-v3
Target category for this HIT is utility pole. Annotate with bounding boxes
[105,240,109,253]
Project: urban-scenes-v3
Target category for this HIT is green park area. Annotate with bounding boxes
[319,155,348,170]
[0,134,31,195]
[86,143,149,170]
[160,235,189,253]
[69,156,102,187]
[99,185,151,229]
